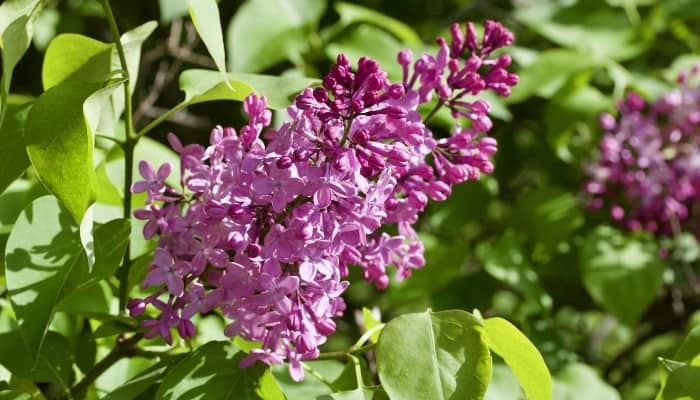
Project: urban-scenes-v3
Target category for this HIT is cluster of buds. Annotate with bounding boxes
[129,21,517,380]
[584,69,700,238]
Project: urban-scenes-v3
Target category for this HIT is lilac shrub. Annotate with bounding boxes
[129,21,517,380]
[584,69,700,238]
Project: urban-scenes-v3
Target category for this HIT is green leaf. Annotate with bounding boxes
[580,226,665,325]
[226,0,325,72]
[508,49,598,103]
[514,2,649,62]
[324,25,404,81]
[103,363,169,400]
[121,21,158,92]
[333,2,420,44]
[159,0,188,22]
[662,365,700,399]
[230,72,319,110]
[476,230,551,310]
[179,69,254,105]
[42,33,114,90]
[0,330,73,386]
[156,341,285,400]
[23,84,94,218]
[0,0,40,127]
[316,388,375,400]
[512,187,584,249]
[272,360,345,400]
[0,390,31,400]
[4,196,129,361]
[188,0,226,74]
[553,363,620,400]
[376,309,492,400]
[484,317,552,400]
[362,307,382,344]
[25,81,118,223]
[0,101,31,194]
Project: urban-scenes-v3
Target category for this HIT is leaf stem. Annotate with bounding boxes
[100,0,134,138]
[302,363,341,392]
[315,343,375,361]
[135,101,187,138]
[67,334,143,399]
[118,138,135,312]
[423,98,445,125]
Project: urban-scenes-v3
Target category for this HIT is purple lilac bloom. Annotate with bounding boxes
[130,21,517,381]
[584,68,700,238]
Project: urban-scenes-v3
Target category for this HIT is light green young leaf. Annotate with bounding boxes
[5,196,129,362]
[180,69,319,110]
[159,0,189,22]
[361,307,382,344]
[156,341,285,400]
[484,317,552,400]
[188,0,226,74]
[179,69,254,104]
[662,365,700,400]
[24,82,100,223]
[376,309,492,400]
[42,33,114,90]
[227,0,325,72]
[316,388,375,400]
[0,0,40,127]
[120,21,158,92]
[334,2,420,44]
[580,226,664,325]
[229,72,318,110]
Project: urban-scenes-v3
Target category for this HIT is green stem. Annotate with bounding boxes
[100,0,137,313]
[136,102,187,138]
[302,363,341,392]
[315,343,375,361]
[118,138,135,312]
[67,334,143,400]
[423,98,445,125]
[100,0,133,138]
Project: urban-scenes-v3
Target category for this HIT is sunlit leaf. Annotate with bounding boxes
[376,309,491,400]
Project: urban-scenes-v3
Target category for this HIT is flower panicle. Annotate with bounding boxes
[130,20,517,381]
[584,67,700,238]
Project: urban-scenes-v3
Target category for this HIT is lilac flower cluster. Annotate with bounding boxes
[584,69,700,237]
[129,21,517,380]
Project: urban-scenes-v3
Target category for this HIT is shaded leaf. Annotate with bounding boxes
[0,330,73,386]
[580,226,664,324]
[227,0,325,72]
[5,196,129,361]
[156,341,285,400]
[0,101,32,194]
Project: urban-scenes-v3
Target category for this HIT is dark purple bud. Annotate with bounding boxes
[178,319,196,339]
[276,156,293,169]
[313,87,329,102]
[127,299,147,316]
[246,243,261,258]
[352,129,370,145]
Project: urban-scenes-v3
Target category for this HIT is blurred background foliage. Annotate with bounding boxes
[3,0,700,398]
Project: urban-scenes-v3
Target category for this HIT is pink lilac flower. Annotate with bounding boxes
[130,20,517,381]
[584,68,700,238]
